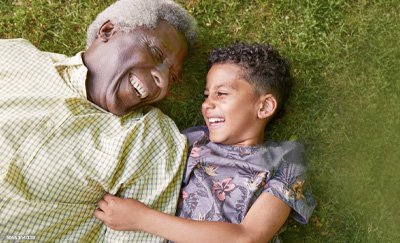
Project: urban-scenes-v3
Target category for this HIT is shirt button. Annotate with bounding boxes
[16,158,23,167]
[46,120,55,128]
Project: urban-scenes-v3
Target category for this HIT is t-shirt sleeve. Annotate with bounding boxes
[262,142,316,224]
[181,125,209,147]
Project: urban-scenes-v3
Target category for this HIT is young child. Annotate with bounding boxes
[94,42,316,242]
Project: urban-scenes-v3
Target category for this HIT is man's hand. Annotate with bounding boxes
[94,193,148,231]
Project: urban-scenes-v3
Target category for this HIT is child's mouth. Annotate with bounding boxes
[208,117,225,128]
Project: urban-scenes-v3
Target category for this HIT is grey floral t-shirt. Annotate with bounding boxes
[176,126,316,226]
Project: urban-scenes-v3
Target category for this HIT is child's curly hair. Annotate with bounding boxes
[207,42,294,120]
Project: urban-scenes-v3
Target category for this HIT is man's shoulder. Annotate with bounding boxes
[131,106,186,143]
[137,106,180,129]
[0,38,32,45]
[142,106,170,119]
[0,38,38,52]
[0,38,68,63]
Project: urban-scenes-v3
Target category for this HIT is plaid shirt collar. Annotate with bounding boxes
[54,51,88,100]
[53,52,144,119]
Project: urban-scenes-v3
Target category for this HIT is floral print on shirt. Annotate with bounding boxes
[176,130,316,226]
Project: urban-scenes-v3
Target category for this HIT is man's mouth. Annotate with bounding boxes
[129,73,148,99]
[208,117,225,127]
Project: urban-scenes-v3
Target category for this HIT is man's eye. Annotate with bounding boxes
[151,47,163,60]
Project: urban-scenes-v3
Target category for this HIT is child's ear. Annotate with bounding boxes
[258,94,277,119]
[98,20,116,42]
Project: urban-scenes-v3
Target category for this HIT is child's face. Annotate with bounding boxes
[202,63,264,147]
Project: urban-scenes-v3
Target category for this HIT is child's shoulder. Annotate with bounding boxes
[258,139,306,170]
[262,139,304,155]
[182,125,209,147]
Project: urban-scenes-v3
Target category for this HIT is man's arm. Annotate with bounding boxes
[95,192,290,243]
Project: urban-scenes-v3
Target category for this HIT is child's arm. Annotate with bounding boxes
[94,193,290,243]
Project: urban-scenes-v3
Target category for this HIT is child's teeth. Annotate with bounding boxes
[209,118,225,123]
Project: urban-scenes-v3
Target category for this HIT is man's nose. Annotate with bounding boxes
[151,61,171,89]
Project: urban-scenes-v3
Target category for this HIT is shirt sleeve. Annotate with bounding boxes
[101,107,188,242]
[182,125,209,147]
[262,142,316,224]
[102,159,187,242]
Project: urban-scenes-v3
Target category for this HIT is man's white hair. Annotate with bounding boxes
[86,0,198,49]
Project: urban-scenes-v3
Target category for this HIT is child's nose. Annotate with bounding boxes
[202,97,215,109]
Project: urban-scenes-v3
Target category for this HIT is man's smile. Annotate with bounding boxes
[129,73,148,99]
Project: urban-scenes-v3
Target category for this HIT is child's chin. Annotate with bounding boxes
[209,135,227,145]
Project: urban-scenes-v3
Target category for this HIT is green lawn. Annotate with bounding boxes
[1,0,399,242]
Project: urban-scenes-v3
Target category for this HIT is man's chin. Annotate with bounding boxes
[109,102,146,116]
[108,96,164,116]
[107,103,134,116]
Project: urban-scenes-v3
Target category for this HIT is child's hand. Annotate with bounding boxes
[94,193,147,231]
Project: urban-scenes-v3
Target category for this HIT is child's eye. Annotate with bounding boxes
[217,92,227,97]
[203,94,209,99]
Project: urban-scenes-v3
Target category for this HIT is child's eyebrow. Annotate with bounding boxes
[204,83,237,92]
[215,84,236,90]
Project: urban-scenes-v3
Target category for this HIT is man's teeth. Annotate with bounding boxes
[208,118,225,123]
[129,75,148,99]
[132,82,148,98]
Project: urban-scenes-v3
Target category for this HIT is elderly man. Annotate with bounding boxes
[0,0,197,242]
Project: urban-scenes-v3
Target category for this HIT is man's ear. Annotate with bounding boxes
[98,21,116,42]
[258,94,277,119]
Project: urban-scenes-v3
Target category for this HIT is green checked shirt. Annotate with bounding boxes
[0,39,187,242]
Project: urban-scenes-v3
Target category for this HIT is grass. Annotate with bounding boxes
[1,0,399,242]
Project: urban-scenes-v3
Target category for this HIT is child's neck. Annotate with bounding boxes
[218,133,265,147]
